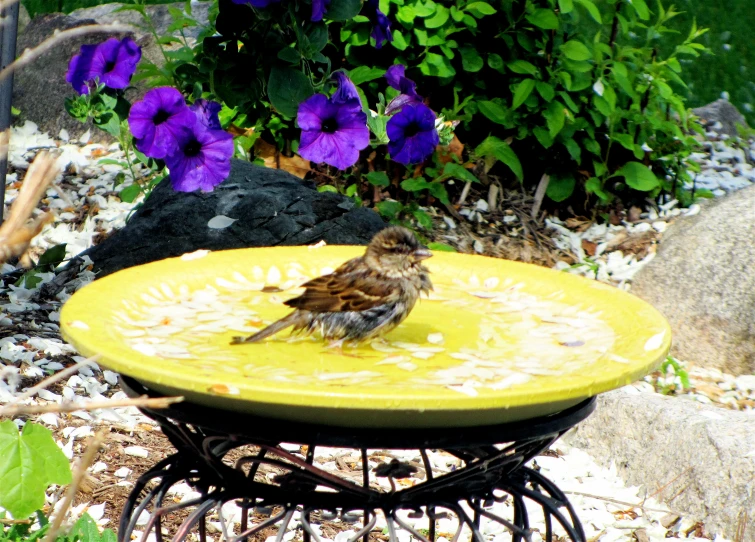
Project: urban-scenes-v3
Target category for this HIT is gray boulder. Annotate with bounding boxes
[565,389,755,540]
[630,185,755,375]
[692,99,748,137]
[13,3,209,141]
[83,159,386,276]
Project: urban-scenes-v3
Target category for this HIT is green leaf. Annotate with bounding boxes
[267,66,313,118]
[277,47,300,64]
[376,200,403,219]
[574,0,601,23]
[546,173,576,202]
[533,126,555,149]
[70,514,101,542]
[487,53,504,73]
[366,171,390,187]
[475,136,523,180]
[558,0,574,13]
[401,178,431,191]
[442,163,479,183]
[459,45,483,72]
[525,9,559,29]
[426,182,450,204]
[348,66,386,84]
[507,60,538,75]
[119,184,142,203]
[427,242,457,252]
[465,2,496,16]
[0,421,72,519]
[611,133,635,152]
[611,162,660,191]
[563,138,582,163]
[37,244,67,269]
[536,82,555,101]
[477,101,511,126]
[629,0,649,20]
[544,101,566,137]
[560,40,591,61]
[412,209,433,229]
[512,79,536,110]
[326,0,362,20]
[585,176,612,201]
[318,185,339,193]
[424,5,450,27]
[419,53,456,77]
[392,30,409,50]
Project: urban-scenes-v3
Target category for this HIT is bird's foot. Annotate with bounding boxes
[322,339,370,358]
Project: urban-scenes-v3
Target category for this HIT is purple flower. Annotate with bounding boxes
[297,94,369,170]
[66,37,141,95]
[311,0,331,21]
[384,64,422,114]
[387,103,439,165]
[331,72,361,107]
[366,0,392,49]
[166,124,234,192]
[231,0,280,7]
[128,87,196,159]
[190,99,222,130]
[385,64,418,96]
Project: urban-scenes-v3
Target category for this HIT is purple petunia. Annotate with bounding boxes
[331,71,361,107]
[311,0,331,21]
[297,94,369,170]
[166,123,234,192]
[231,0,280,7]
[190,99,223,130]
[128,87,196,159]
[386,103,439,165]
[384,64,422,114]
[66,37,141,95]
[366,0,392,49]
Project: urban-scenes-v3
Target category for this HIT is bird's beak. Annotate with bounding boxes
[413,248,433,261]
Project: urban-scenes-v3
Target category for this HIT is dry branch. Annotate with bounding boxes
[0,149,59,264]
[0,395,183,417]
[0,23,137,87]
[0,355,101,416]
[42,431,107,542]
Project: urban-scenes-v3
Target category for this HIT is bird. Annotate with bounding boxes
[230,226,433,346]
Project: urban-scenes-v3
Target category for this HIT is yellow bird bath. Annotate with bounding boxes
[61,246,670,427]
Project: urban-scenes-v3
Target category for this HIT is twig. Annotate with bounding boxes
[0,150,59,264]
[487,183,499,212]
[0,395,183,417]
[530,173,550,220]
[0,23,137,87]
[42,431,107,542]
[457,181,472,206]
[0,355,101,416]
[563,490,678,515]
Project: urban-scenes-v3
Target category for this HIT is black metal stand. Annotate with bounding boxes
[120,377,595,542]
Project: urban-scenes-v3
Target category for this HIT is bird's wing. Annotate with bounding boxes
[284,258,399,312]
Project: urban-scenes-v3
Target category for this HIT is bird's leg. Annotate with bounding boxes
[326,338,346,350]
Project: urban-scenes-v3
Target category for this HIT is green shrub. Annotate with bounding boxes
[119,1,711,213]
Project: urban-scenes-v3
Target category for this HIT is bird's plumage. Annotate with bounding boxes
[231,226,432,345]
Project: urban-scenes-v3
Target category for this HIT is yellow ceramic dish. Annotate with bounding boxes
[60,247,670,428]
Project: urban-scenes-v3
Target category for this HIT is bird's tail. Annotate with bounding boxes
[230,311,302,345]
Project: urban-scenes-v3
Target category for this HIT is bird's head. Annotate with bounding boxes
[364,226,432,277]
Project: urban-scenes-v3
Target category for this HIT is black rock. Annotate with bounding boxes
[83,160,386,276]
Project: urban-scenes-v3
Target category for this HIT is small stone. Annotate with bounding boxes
[734,375,755,392]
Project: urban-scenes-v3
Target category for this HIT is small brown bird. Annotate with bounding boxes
[231,227,433,346]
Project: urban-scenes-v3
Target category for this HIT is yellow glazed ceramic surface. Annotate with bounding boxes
[60,247,670,428]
